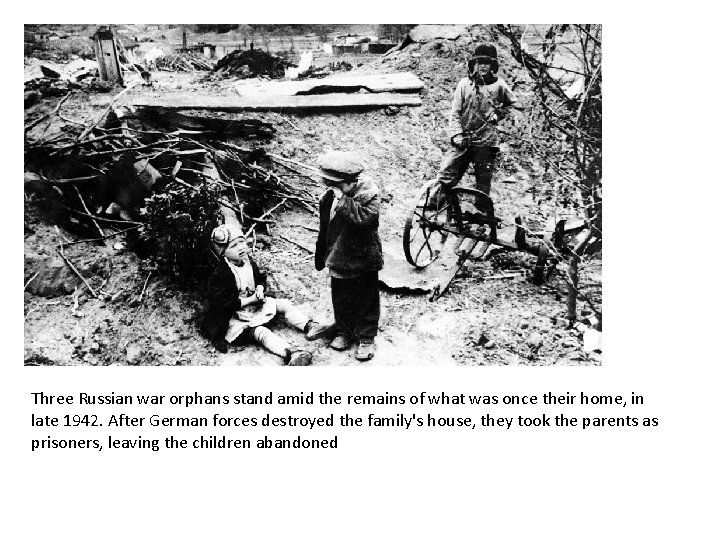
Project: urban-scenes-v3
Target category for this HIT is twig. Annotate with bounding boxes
[138,271,152,304]
[79,138,180,158]
[58,112,86,126]
[25,92,73,132]
[278,234,313,253]
[266,153,328,184]
[404,314,419,335]
[40,175,99,185]
[230,174,240,205]
[52,133,135,152]
[62,224,144,247]
[24,272,39,291]
[273,112,300,131]
[56,244,99,299]
[245,198,287,237]
[77,83,139,142]
[73,186,104,238]
[66,208,144,226]
[170,174,250,219]
[484,272,524,280]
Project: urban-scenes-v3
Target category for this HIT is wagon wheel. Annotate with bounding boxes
[403,179,457,268]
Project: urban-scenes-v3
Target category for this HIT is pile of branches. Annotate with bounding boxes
[495,24,602,323]
[496,24,601,230]
[208,48,294,79]
[156,52,214,72]
[24,90,318,285]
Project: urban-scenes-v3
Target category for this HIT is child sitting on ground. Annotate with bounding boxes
[201,223,326,366]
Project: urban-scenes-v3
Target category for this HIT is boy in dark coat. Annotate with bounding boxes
[201,224,322,366]
[314,151,383,361]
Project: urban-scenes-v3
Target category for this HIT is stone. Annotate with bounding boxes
[156,328,179,345]
[126,345,142,365]
[582,328,602,353]
[25,254,81,297]
[528,332,543,349]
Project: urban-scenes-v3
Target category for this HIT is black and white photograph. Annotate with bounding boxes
[23,23,602,366]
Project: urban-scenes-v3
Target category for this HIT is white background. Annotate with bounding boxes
[6,3,719,539]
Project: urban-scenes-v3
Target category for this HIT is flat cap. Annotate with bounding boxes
[317,151,364,178]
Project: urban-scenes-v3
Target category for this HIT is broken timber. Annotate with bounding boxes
[133,92,421,112]
[233,72,425,96]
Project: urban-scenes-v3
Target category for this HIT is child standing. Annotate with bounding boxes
[437,42,522,198]
[314,151,383,361]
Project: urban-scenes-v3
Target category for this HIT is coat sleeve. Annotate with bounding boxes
[498,79,521,109]
[448,80,466,139]
[201,265,240,353]
[251,259,270,295]
[335,191,380,227]
[315,191,331,270]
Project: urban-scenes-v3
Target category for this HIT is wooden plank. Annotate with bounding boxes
[233,71,424,97]
[133,92,422,111]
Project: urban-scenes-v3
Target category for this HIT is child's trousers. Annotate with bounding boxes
[246,299,309,357]
[331,271,380,341]
[437,145,498,196]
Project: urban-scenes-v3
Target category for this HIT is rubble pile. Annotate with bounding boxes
[24,60,108,105]
[24,93,314,283]
[155,52,213,72]
[209,48,295,79]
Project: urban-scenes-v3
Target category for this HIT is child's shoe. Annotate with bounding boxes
[305,321,337,341]
[329,333,353,351]
[287,349,312,366]
[355,339,376,361]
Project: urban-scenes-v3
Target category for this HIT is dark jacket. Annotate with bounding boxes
[315,177,383,276]
[200,258,268,353]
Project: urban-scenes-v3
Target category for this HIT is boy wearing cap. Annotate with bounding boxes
[201,223,320,366]
[437,42,522,198]
[315,151,383,361]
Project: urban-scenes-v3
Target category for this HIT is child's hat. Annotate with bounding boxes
[317,151,364,183]
[471,43,499,73]
[473,43,498,61]
[211,224,244,247]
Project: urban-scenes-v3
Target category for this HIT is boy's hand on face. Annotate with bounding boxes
[255,285,265,301]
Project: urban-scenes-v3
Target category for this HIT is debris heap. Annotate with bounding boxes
[209,48,294,79]
[155,52,213,72]
[24,91,316,284]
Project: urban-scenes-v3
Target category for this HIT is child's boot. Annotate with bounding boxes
[286,348,312,366]
[305,320,337,341]
[355,339,376,361]
[329,333,353,351]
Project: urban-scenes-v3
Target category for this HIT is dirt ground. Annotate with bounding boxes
[23,27,602,367]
